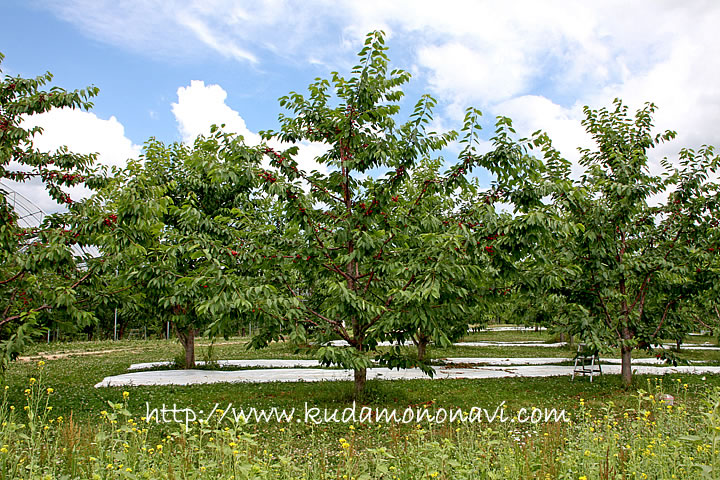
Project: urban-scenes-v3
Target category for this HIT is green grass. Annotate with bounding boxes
[3,334,720,478]
[459,329,555,342]
[4,336,720,424]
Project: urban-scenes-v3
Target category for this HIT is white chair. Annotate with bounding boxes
[572,343,602,382]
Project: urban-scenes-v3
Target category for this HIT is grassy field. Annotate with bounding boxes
[7,330,720,420]
[2,331,720,478]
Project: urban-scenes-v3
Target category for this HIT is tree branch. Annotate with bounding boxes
[1,304,53,327]
[263,147,345,205]
[362,274,416,335]
[281,276,351,342]
[70,271,92,289]
[693,314,715,331]
[651,296,681,339]
[0,270,24,285]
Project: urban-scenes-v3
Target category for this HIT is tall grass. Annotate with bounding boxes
[1,363,719,479]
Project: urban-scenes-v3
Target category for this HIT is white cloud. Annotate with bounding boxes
[290,141,331,176]
[341,0,614,104]
[492,95,591,175]
[417,42,530,103]
[37,0,720,182]
[592,32,720,157]
[6,109,141,214]
[172,80,260,144]
[175,12,257,63]
[36,0,199,61]
[171,80,328,175]
[36,0,342,65]
[336,1,720,164]
[27,108,140,168]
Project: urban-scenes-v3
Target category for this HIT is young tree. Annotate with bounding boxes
[98,129,270,367]
[0,52,105,371]
[544,99,720,385]
[249,32,544,397]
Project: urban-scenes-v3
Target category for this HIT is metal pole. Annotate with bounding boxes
[167,321,170,340]
[113,267,119,341]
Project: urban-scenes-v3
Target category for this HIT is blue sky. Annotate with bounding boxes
[2,1,720,212]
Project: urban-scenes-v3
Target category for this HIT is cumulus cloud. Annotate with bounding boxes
[27,108,140,168]
[5,109,141,214]
[337,1,720,170]
[172,80,260,144]
[171,80,328,175]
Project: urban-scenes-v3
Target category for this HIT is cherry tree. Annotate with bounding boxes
[541,99,720,385]
[247,32,545,397]
[95,129,273,368]
[1,52,106,371]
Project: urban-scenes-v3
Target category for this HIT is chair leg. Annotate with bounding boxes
[572,358,577,380]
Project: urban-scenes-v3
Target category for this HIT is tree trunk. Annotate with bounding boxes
[352,333,365,399]
[621,326,633,386]
[416,333,429,362]
[354,368,366,399]
[177,326,196,369]
[621,345,632,386]
[417,338,427,362]
[185,329,195,368]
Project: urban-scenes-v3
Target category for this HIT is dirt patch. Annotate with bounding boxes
[17,339,249,362]
[18,348,143,361]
